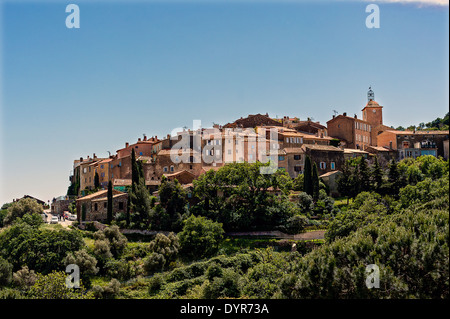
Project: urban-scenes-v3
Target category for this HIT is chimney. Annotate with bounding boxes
[143,135,147,141]
[138,138,141,142]
[167,134,170,139]
[354,114,357,119]
[332,115,335,119]
[125,142,129,148]
[93,153,97,159]
[80,157,83,162]
[343,112,347,117]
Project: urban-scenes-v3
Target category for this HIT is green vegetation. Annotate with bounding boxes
[0,156,448,299]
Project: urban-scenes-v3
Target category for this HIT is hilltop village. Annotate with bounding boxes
[54,88,449,222]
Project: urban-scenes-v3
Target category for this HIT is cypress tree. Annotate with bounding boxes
[312,162,320,202]
[358,157,371,192]
[107,180,113,224]
[372,156,383,191]
[303,156,313,196]
[94,172,100,189]
[337,160,358,204]
[131,148,139,188]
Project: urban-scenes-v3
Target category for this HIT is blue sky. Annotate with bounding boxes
[0,0,448,204]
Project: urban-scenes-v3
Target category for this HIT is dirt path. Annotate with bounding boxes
[293,230,326,240]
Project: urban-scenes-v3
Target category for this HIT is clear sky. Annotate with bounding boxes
[0,0,448,205]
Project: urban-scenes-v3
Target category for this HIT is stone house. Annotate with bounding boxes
[76,189,128,223]
[301,144,344,175]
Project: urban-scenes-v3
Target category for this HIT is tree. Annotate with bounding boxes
[0,256,13,286]
[93,225,127,259]
[107,181,113,224]
[0,223,84,274]
[28,271,93,299]
[386,159,403,196]
[311,162,320,202]
[292,173,304,192]
[63,249,99,279]
[131,148,140,188]
[12,266,37,290]
[155,178,188,231]
[303,156,313,196]
[94,172,100,189]
[3,198,43,226]
[337,160,359,204]
[358,157,371,192]
[144,232,180,274]
[178,215,224,260]
[129,178,153,228]
[371,156,384,191]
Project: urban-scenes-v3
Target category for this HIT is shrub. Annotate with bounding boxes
[28,271,93,299]
[178,215,224,260]
[0,257,13,286]
[12,266,37,290]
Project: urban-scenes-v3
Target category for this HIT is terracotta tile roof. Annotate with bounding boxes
[163,170,196,178]
[384,130,449,135]
[91,193,127,202]
[301,144,343,152]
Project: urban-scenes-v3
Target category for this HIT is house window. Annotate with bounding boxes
[320,162,326,170]
[278,156,285,161]
[100,165,104,169]
[294,154,301,161]
[403,141,410,148]
[331,162,335,170]
[170,166,174,172]
[83,168,87,174]
[286,137,289,143]
[89,167,91,172]
[190,165,193,170]
[294,165,302,172]
[163,167,168,172]
[94,203,98,211]
[140,152,143,156]
[101,172,105,177]
[228,149,232,155]
[249,154,253,160]
[118,202,124,210]
[104,202,107,208]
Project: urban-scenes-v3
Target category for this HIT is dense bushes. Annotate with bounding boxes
[178,215,225,260]
[279,207,449,299]
[0,222,84,274]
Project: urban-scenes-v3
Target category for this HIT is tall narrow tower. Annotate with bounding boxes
[362,86,383,126]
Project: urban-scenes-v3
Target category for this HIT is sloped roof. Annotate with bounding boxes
[302,144,343,152]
